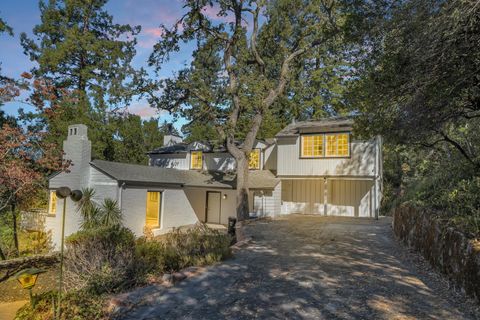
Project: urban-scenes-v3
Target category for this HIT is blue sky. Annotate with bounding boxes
[0,0,212,130]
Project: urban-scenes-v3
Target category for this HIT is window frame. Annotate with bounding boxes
[145,191,162,228]
[299,132,351,159]
[190,151,203,170]
[248,148,261,170]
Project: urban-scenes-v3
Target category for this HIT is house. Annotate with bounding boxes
[46,118,382,247]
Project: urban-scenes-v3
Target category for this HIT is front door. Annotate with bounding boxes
[206,191,221,224]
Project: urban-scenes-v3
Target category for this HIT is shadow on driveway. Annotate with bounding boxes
[118,215,478,320]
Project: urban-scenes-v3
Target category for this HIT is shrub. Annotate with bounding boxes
[15,290,108,320]
[64,225,136,294]
[146,224,232,273]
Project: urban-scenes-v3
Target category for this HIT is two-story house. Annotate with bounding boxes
[46,118,382,247]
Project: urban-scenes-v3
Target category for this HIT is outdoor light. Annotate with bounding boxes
[13,268,46,307]
[223,194,227,199]
[55,187,83,319]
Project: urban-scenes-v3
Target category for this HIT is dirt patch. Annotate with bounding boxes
[0,267,59,303]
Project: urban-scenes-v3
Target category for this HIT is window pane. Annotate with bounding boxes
[301,135,323,157]
[325,134,338,156]
[337,134,349,156]
[248,149,260,169]
[146,192,161,227]
[191,151,203,169]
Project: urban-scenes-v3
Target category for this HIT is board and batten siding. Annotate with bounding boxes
[276,137,377,177]
[280,178,375,217]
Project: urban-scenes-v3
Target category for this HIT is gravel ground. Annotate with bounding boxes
[117,215,479,320]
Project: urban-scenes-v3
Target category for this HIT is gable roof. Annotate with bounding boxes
[90,160,279,189]
[275,117,354,138]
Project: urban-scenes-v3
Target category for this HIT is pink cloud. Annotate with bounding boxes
[144,27,164,37]
[202,5,236,23]
[128,103,159,118]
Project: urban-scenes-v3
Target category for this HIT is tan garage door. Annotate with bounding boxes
[281,179,374,217]
[281,180,325,215]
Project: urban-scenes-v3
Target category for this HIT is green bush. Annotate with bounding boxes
[137,225,231,272]
[64,225,137,294]
[15,290,107,320]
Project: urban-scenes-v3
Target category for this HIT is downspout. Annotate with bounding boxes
[118,182,126,210]
[374,137,379,220]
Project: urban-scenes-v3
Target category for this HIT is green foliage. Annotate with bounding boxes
[136,224,232,274]
[76,188,122,229]
[349,0,480,235]
[64,225,136,294]
[15,290,107,320]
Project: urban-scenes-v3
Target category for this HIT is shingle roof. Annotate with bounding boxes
[90,160,279,189]
[275,117,354,137]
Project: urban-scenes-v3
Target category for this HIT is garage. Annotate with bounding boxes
[281,178,376,217]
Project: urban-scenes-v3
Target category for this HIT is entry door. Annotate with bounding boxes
[206,192,221,224]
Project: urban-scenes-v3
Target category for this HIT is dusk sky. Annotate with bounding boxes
[0,0,224,129]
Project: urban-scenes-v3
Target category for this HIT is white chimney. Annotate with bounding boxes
[62,124,91,187]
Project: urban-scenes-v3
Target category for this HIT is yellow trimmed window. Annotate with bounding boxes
[325,133,350,157]
[301,135,324,157]
[146,191,161,227]
[49,191,57,215]
[190,151,203,169]
[248,149,261,169]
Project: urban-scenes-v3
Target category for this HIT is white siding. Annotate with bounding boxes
[250,182,281,217]
[121,187,201,237]
[88,167,118,204]
[150,153,189,170]
[277,137,377,177]
[204,153,236,171]
[264,144,277,171]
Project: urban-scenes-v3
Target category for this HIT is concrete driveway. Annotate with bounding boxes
[118,215,478,320]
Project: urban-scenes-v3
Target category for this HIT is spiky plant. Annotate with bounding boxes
[99,199,122,227]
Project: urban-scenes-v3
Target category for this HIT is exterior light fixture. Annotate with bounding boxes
[223,194,227,200]
[13,268,46,307]
[55,187,83,319]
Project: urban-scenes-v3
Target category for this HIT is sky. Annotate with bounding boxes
[0,0,214,131]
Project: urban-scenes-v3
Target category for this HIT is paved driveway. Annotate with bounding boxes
[119,216,478,320]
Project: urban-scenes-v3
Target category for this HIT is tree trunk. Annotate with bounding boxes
[11,203,19,257]
[236,156,250,222]
[0,245,6,260]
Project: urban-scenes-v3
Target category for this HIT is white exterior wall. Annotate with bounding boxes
[263,144,277,171]
[250,182,282,218]
[277,137,377,177]
[121,186,201,237]
[149,153,189,169]
[204,153,236,171]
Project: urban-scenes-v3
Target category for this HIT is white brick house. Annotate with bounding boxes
[46,118,382,247]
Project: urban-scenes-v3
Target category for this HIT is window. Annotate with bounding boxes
[325,133,350,157]
[248,149,261,169]
[301,135,324,157]
[190,151,203,169]
[49,191,57,215]
[146,191,161,227]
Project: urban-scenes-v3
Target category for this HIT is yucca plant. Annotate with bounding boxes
[99,199,122,227]
[76,188,101,230]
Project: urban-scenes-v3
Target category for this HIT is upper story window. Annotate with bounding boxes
[301,135,324,157]
[248,149,261,170]
[301,133,350,158]
[49,191,57,215]
[190,151,203,169]
[326,133,350,157]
